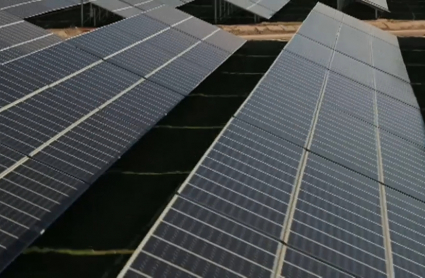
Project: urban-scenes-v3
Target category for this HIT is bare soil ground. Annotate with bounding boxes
[220,20,425,41]
[49,20,425,41]
[49,27,95,39]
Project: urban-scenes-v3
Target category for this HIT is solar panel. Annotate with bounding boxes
[289,153,386,278]
[2,0,76,19]
[0,12,62,64]
[385,188,425,277]
[309,105,379,180]
[281,247,355,278]
[0,4,245,272]
[126,196,281,278]
[236,51,327,147]
[120,4,424,278]
[95,0,132,12]
[0,144,87,272]
[222,0,290,19]
[358,0,389,13]
[0,10,21,26]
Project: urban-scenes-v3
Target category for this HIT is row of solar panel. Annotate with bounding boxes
[119,3,425,278]
[225,0,290,19]
[0,5,245,273]
[0,0,200,63]
[223,0,388,20]
[0,0,191,20]
[0,11,62,64]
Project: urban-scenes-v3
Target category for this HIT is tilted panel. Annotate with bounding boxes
[288,154,386,278]
[376,93,425,147]
[33,80,183,182]
[310,105,378,180]
[281,247,355,278]
[3,42,99,85]
[386,188,425,278]
[124,196,281,278]
[284,34,333,68]
[0,144,86,272]
[236,51,326,147]
[0,35,62,64]
[322,72,375,125]
[379,130,425,203]
[68,26,140,58]
[297,11,341,48]
[179,119,303,238]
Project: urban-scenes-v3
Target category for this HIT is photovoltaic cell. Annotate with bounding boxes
[204,30,246,53]
[148,57,211,96]
[374,70,417,107]
[0,0,31,9]
[33,79,182,182]
[247,5,274,19]
[385,188,425,278]
[180,119,303,238]
[0,11,21,26]
[297,11,340,48]
[131,0,164,11]
[145,5,190,25]
[281,247,355,278]
[310,105,378,180]
[3,0,76,19]
[372,41,409,83]
[3,42,99,85]
[236,51,326,147]
[126,196,281,278]
[376,92,425,147]
[111,13,168,40]
[180,42,230,71]
[335,24,372,65]
[0,21,51,49]
[0,146,86,272]
[173,17,219,40]
[145,28,199,56]
[113,7,143,18]
[222,0,289,19]
[322,72,375,124]
[158,0,186,8]
[94,0,132,11]
[68,27,140,58]
[0,34,62,64]
[379,130,425,203]
[330,51,375,89]
[107,41,175,77]
[284,34,333,68]
[289,153,386,278]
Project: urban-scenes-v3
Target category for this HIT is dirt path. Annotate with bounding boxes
[49,20,425,41]
[220,20,425,41]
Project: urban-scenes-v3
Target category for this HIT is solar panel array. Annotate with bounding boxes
[122,0,192,9]
[118,3,425,278]
[222,0,290,19]
[0,0,191,20]
[0,0,80,19]
[0,6,245,273]
[0,11,62,64]
[358,0,389,13]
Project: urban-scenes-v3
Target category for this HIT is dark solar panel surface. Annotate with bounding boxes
[179,119,303,238]
[2,0,76,19]
[0,5,244,273]
[119,3,424,278]
[223,0,290,19]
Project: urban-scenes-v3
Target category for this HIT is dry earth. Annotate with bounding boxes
[220,20,425,41]
[49,20,425,41]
